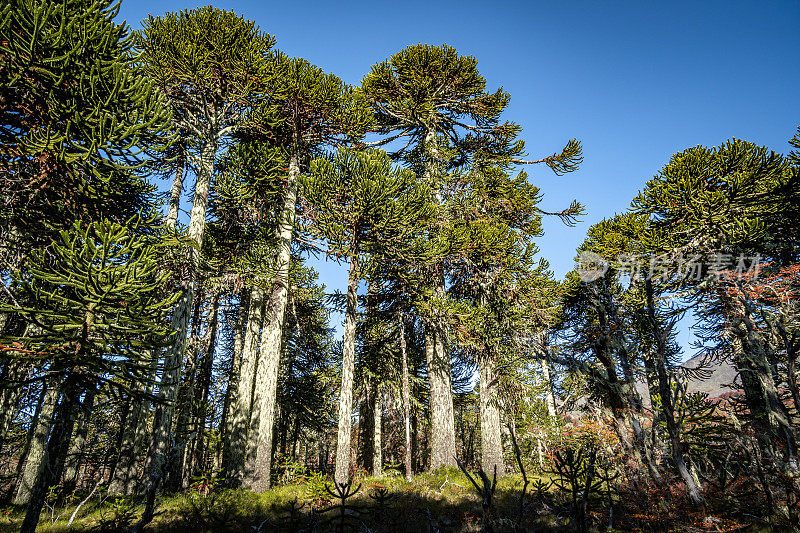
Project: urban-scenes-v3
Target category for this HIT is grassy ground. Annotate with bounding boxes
[0,469,777,532]
[0,469,565,532]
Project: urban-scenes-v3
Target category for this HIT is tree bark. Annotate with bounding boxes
[14,383,59,505]
[226,287,265,485]
[425,322,457,469]
[646,279,703,505]
[220,289,251,475]
[246,146,300,492]
[20,374,80,533]
[146,134,217,481]
[373,387,382,477]
[335,251,359,485]
[165,153,185,230]
[479,350,505,477]
[400,315,413,481]
[62,388,96,493]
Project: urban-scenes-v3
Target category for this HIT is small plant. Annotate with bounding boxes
[456,456,497,528]
[317,479,363,533]
[178,487,260,531]
[98,497,139,532]
[302,470,330,503]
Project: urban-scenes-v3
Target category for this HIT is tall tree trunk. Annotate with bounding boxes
[400,315,413,481]
[146,135,217,480]
[62,388,96,493]
[14,383,59,505]
[335,251,359,485]
[188,290,221,484]
[220,290,251,474]
[646,279,703,505]
[166,154,185,230]
[247,145,300,492]
[423,128,457,471]
[373,388,382,477]
[108,351,158,495]
[0,362,24,449]
[479,350,505,477]
[20,374,80,533]
[226,287,265,485]
[358,383,375,473]
[425,322,457,469]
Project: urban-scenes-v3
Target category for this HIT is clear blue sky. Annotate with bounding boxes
[120,0,800,347]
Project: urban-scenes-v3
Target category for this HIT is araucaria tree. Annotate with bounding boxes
[232,55,370,491]
[2,219,175,533]
[361,43,582,469]
[135,7,274,479]
[303,148,432,484]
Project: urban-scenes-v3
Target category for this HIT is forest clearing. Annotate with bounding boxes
[1,0,799,531]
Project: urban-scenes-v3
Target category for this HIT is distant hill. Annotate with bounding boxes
[636,353,740,410]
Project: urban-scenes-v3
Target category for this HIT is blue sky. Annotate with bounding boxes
[120,0,800,349]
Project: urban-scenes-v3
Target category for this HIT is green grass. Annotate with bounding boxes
[0,470,562,532]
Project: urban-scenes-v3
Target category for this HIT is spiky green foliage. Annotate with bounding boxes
[303,148,433,260]
[0,217,176,394]
[0,0,172,261]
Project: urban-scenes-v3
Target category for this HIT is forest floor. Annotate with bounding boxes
[0,468,778,532]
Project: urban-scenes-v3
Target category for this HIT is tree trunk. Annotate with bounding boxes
[188,290,220,484]
[373,387,382,477]
[14,383,59,505]
[479,350,505,477]
[425,322,457,469]
[108,350,158,495]
[400,315,413,481]
[20,374,80,533]
[146,134,217,480]
[226,287,265,485]
[646,279,703,505]
[220,289,250,474]
[335,252,359,485]
[166,154,185,230]
[62,388,96,493]
[246,146,300,492]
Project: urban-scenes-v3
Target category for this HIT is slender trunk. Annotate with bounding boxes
[188,291,220,484]
[646,279,703,505]
[62,388,96,493]
[539,357,557,418]
[359,381,375,472]
[479,350,505,477]
[373,388,382,476]
[171,285,205,489]
[146,134,217,479]
[220,289,251,476]
[226,287,265,485]
[0,362,24,448]
[400,315,413,481]
[20,374,80,533]
[166,154,186,230]
[14,383,59,505]
[335,250,359,485]
[247,146,300,492]
[108,350,158,495]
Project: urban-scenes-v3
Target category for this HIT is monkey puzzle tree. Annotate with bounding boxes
[0,0,173,257]
[632,137,800,463]
[447,165,570,477]
[135,6,274,478]
[238,55,371,491]
[361,43,582,469]
[303,148,432,485]
[0,217,175,533]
